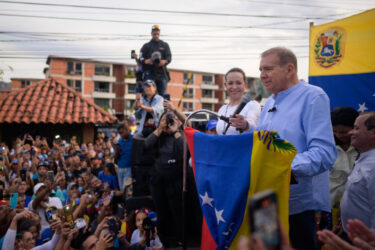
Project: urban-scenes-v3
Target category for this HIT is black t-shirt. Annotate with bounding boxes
[140,39,172,74]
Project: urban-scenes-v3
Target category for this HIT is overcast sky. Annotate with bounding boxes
[0,0,374,82]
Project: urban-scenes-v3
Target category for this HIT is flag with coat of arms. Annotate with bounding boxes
[309,9,375,113]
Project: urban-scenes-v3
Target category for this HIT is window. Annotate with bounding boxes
[128,84,136,94]
[184,88,194,98]
[94,81,110,92]
[94,98,110,109]
[202,103,213,111]
[202,75,214,84]
[202,89,213,98]
[67,80,82,91]
[67,61,82,74]
[75,80,82,91]
[95,64,110,76]
[184,73,194,84]
[126,100,135,109]
[183,102,193,112]
[21,80,31,88]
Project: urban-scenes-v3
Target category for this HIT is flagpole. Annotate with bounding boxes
[182,109,224,250]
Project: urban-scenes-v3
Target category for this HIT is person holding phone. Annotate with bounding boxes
[134,79,164,138]
[162,95,189,126]
[144,112,184,245]
[1,210,62,250]
[216,67,261,135]
[139,25,172,96]
[27,183,62,232]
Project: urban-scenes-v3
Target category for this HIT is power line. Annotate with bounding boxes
[242,0,366,11]
[0,31,309,39]
[0,0,340,20]
[0,12,309,30]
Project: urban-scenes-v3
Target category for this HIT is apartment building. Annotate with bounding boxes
[10,56,266,119]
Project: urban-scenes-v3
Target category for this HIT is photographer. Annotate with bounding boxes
[144,112,184,246]
[139,25,171,96]
[134,80,164,138]
[130,209,163,250]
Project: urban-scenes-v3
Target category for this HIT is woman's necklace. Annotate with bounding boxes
[224,102,238,117]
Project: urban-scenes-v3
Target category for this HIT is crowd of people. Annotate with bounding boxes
[0,24,374,250]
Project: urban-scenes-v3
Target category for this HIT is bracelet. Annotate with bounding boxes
[173,108,177,113]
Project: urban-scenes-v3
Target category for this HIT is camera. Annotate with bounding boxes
[151,51,161,65]
[165,112,174,126]
[142,217,156,247]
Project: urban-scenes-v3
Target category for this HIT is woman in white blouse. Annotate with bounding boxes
[216,68,261,135]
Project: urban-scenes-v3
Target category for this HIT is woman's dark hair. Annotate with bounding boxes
[18,219,37,234]
[224,67,247,82]
[331,106,358,127]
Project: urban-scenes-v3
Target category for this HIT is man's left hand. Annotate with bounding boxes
[158,60,167,67]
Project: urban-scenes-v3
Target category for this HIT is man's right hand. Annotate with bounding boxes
[145,58,153,65]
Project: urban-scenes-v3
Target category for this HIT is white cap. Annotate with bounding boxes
[33,183,46,194]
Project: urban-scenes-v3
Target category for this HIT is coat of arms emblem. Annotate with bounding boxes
[314,27,345,68]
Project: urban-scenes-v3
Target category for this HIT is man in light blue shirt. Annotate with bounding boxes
[341,112,375,233]
[257,47,337,250]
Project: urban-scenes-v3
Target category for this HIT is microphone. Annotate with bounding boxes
[268,107,277,112]
[232,94,252,118]
[223,94,251,135]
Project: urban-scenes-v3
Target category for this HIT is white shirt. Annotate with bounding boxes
[130,229,163,250]
[216,100,261,135]
[329,145,358,206]
[340,149,375,233]
[27,197,63,232]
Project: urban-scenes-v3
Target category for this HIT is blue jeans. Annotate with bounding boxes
[143,70,169,96]
[117,167,132,191]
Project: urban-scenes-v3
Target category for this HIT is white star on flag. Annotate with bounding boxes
[215,208,226,224]
[358,102,368,113]
[200,192,214,207]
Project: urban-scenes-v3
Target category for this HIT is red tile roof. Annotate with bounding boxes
[0,78,118,124]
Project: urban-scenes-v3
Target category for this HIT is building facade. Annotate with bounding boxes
[10,56,267,120]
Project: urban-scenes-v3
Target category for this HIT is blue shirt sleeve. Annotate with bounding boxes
[292,93,337,177]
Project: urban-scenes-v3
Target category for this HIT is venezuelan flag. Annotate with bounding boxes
[185,127,296,250]
[309,9,375,112]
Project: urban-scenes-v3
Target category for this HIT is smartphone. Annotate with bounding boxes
[0,189,3,200]
[107,219,118,238]
[10,193,19,209]
[131,50,136,59]
[20,168,27,181]
[249,190,281,250]
[163,94,170,101]
[75,218,87,230]
[47,171,54,182]
[45,206,58,222]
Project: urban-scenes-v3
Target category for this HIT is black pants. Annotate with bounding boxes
[289,210,317,250]
[150,175,183,245]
